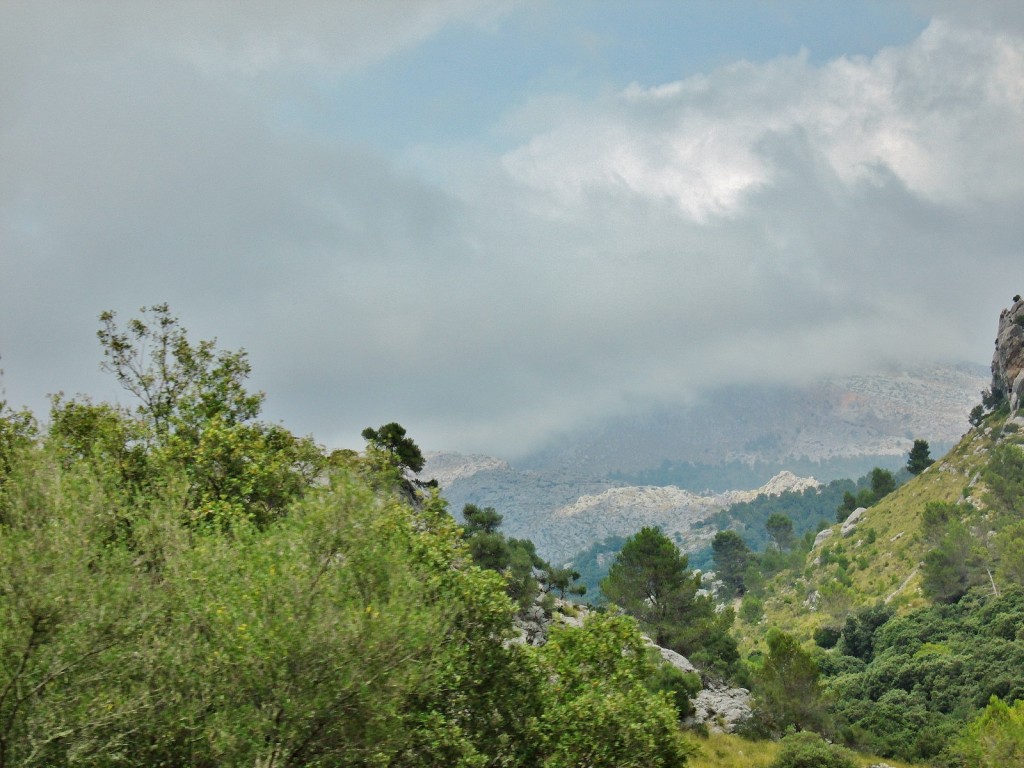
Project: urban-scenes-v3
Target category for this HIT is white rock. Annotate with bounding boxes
[814,528,834,548]
[841,507,867,537]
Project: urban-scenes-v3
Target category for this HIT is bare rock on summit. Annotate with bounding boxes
[992,295,1024,412]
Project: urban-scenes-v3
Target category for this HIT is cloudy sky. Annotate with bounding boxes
[2,1,1022,457]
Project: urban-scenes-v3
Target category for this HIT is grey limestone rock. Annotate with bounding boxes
[992,296,1024,412]
[650,643,699,676]
[687,682,752,733]
[841,507,867,537]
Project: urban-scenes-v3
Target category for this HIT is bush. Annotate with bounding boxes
[813,626,842,649]
[769,731,856,768]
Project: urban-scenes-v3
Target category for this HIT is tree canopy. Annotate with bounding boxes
[361,422,425,474]
[0,306,700,766]
[602,527,738,675]
[906,439,935,475]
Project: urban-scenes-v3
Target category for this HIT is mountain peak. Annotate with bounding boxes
[992,294,1024,412]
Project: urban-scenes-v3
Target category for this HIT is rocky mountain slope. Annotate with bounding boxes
[747,297,1024,646]
[427,454,818,561]
[519,363,986,478]
[426,363,984,563]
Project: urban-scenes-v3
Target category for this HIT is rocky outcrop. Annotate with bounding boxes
[432,464,819,562]
[841,507,867,537]
[513,598,751,732]
[687,683,752,733]
[992,295,1024,413]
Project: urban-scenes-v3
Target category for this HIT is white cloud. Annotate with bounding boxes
[2,5,1022,458]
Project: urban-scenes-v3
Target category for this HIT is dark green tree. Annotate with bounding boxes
[836,490,858,522]
[461,503,503,535]
[543,565,586,599]
[983,443,1024,516]
[755,629,826,734]
[765,513,795,551]
[922,521,982,603]
[839,602,893,661]
[467,531,512,572]
[361,422,425,474]
[969,404,986,427]
[870,467,897,500]
[712,529,752,595]
[602,528,738,673]
[906,439,935,475]
[601,528,702,646]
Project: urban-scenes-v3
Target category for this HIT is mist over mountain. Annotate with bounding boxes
[518,363,987,478]
[427,362,987,562]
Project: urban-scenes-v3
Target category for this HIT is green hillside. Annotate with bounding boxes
[721,399,1024,764]
[743,409,1023,651]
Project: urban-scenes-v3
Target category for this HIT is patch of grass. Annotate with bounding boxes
[687,731,917,768]
[689,731,780,768]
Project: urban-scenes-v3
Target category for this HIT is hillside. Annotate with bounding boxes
[743,298,1024,650]
[682,297,1024,765]
[426,364,983,564]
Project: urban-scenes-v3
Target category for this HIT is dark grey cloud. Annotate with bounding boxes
[2,3,1021,458]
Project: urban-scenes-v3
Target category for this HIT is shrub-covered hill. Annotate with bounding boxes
[744,407,1024,650]
[730,400,1024,763]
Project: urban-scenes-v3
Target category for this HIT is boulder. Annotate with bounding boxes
[687,682,752,733]
[841,507,867,537]
[814,528,834,548]
[649,643,699,675]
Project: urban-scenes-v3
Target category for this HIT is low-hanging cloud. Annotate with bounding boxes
[1,4,1021,458]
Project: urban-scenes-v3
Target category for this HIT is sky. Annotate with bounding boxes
[2,1,1023,458]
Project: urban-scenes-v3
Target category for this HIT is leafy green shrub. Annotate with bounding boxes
[768,731,856,768]
[740,594,764,623]
[813,626,841,649]
[535,613,696,767]
[826,588,1024,761]
[950,695,1024,767]
[644,650,701,719]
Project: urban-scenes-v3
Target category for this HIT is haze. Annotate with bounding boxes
[2,1,1022,457]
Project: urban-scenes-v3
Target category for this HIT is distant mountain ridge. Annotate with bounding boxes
[426,454,818,561]
[426,363,986,563]
[518,363,987,477]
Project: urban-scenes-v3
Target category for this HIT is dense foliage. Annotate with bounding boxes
[602,527,740,677]
[690,479,856,567]
[822,587,1024,762]
[0,308,697,767]
[767,732,856,768]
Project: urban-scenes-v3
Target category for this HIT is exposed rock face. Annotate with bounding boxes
[992,295,1024,412]
[650,643,699,676]
[518,364,987,477]
[687,683,752,733]
[813,528,834,549]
